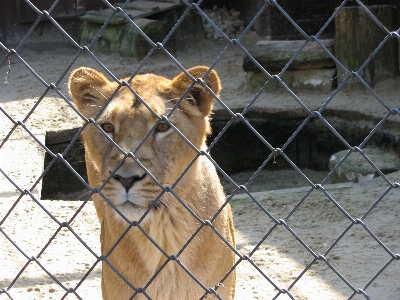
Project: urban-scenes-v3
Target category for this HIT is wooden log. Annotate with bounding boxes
[118,18,170,58]
[243,39,336,72]
[78,7,205,59]
[335,5,399,86]
[78,19,170,58]
[245,68,337,92]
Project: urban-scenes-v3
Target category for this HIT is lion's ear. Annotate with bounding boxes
[171,66,221,116]
[68,67,112,118]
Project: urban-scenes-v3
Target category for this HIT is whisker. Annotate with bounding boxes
[164,108,184,112]
[88,84,109,101]
[164,98,179,103]
[164,97,195,103]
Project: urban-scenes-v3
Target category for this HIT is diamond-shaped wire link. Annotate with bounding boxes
[1,0,399,299]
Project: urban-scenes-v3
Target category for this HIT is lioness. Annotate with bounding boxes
[68,66,236,299]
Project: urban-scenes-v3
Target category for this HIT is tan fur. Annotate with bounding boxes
[68,66,236,299]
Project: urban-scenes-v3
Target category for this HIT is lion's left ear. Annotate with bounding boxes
[170,66,221,116]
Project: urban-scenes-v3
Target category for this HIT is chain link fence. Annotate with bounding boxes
[1,0,400,299]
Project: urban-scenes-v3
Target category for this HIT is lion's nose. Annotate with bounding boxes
[113,174,143,191]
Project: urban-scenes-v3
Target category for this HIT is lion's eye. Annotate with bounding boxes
[156,121,170,133]
[101,123,114,133]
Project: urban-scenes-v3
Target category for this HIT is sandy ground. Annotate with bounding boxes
[1,176,399,300]
[1,28,400,299]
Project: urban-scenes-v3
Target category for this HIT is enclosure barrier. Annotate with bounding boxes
[1,0,400,299]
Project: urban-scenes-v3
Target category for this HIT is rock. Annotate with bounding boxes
[201,6,244,39]
[226,24,236,35]
[243,39,336,72]
[232,11,241,18]
[214,31,224,40]
[204,22,213,35]
[335,5,399,86]
[329,148,400,183]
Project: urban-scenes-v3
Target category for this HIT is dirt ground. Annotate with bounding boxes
[1,28,400,299]
[1,176,400,300]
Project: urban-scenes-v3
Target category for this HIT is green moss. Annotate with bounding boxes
[119,19,170,58]
[78,19,170,59]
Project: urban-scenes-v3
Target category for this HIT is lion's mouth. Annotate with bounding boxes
[125,201,141,208]
[119,198,149,209]
[116,201,147,215]
[122,198,163,212]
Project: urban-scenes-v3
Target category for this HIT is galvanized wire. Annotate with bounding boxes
[1,0,399,299]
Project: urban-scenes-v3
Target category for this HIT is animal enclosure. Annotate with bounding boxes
[1,0,400,299]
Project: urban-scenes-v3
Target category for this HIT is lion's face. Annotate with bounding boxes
[69,66,221,221]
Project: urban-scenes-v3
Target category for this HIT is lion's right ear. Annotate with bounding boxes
[68,67,112,118]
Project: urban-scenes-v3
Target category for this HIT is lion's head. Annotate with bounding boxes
[69,66,221,222]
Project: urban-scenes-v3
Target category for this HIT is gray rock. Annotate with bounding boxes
[329,148,400,183]
[202,6,244,39]
[243,39,336,72]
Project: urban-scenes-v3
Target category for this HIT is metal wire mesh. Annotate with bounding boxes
[1,0,400,299]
